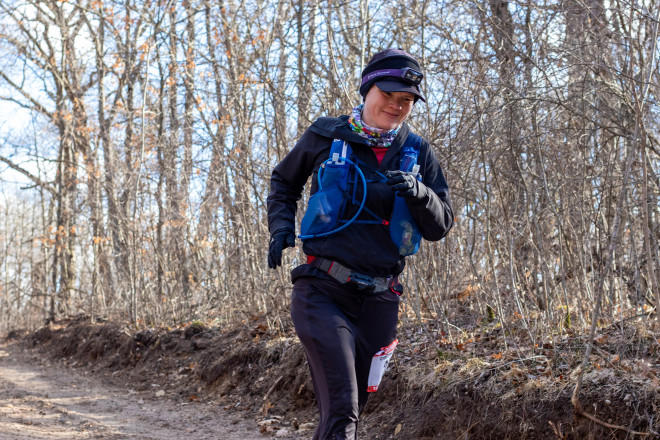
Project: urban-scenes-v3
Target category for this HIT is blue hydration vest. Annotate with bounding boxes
[299,134,423,256]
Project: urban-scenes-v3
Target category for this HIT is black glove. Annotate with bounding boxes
[267,229,296,269]
[385,170,423,199]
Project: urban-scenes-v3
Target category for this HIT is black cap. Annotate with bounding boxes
[359,48,426,103]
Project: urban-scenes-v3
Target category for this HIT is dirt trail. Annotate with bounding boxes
[0,343,303,440]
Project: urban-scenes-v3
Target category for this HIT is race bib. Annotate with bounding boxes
[367,339,398,392]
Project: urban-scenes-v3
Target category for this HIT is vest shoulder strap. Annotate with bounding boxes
[402,132,422,152]
[399,132,422,173]
[329,139,351,164]
[330,133,422,171]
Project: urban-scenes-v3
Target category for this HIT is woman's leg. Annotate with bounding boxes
[291,277,400,440]
[291,277,360,440]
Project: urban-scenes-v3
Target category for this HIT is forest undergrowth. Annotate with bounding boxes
[0,2,659,438]
[5,308,659,440]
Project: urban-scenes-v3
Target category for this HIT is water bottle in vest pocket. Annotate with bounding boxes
[300,155,350,236]
[390,195,422,256]
[389,153,423,256]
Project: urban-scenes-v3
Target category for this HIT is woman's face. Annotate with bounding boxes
[361,85,415,131]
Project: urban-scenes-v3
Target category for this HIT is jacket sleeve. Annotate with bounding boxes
[405,141,454,241]
[267,129,328,235]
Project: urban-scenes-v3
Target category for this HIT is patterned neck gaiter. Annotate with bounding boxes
[348,104,400,148]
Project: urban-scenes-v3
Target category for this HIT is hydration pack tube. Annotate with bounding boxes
[299,140,368,240]
[299,135,424,256]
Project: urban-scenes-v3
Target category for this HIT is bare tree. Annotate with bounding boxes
[0,0,657,341]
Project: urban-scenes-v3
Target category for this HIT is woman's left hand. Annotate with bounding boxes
[385,170,425,199]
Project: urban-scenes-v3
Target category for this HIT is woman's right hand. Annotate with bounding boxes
[267,229,296,269]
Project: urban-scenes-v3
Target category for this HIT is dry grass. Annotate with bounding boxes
[5,312,659,439]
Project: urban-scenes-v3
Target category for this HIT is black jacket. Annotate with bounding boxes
[267,115,453,278]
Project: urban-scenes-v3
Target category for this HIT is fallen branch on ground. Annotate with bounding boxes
[571,388,653,437]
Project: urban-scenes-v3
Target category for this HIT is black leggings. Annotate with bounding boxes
[290,276,400,440]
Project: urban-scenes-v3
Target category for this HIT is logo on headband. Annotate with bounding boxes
[361,68,423,86]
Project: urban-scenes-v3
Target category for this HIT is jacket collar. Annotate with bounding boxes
[310,115,411,152]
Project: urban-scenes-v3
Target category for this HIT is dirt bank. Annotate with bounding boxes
[4,316,659,439]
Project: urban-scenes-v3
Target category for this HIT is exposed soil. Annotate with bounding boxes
[0,341,305,440]
[3,315,659,439]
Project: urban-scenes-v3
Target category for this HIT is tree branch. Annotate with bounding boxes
[0,155,56,195]
[0,71,53,118]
